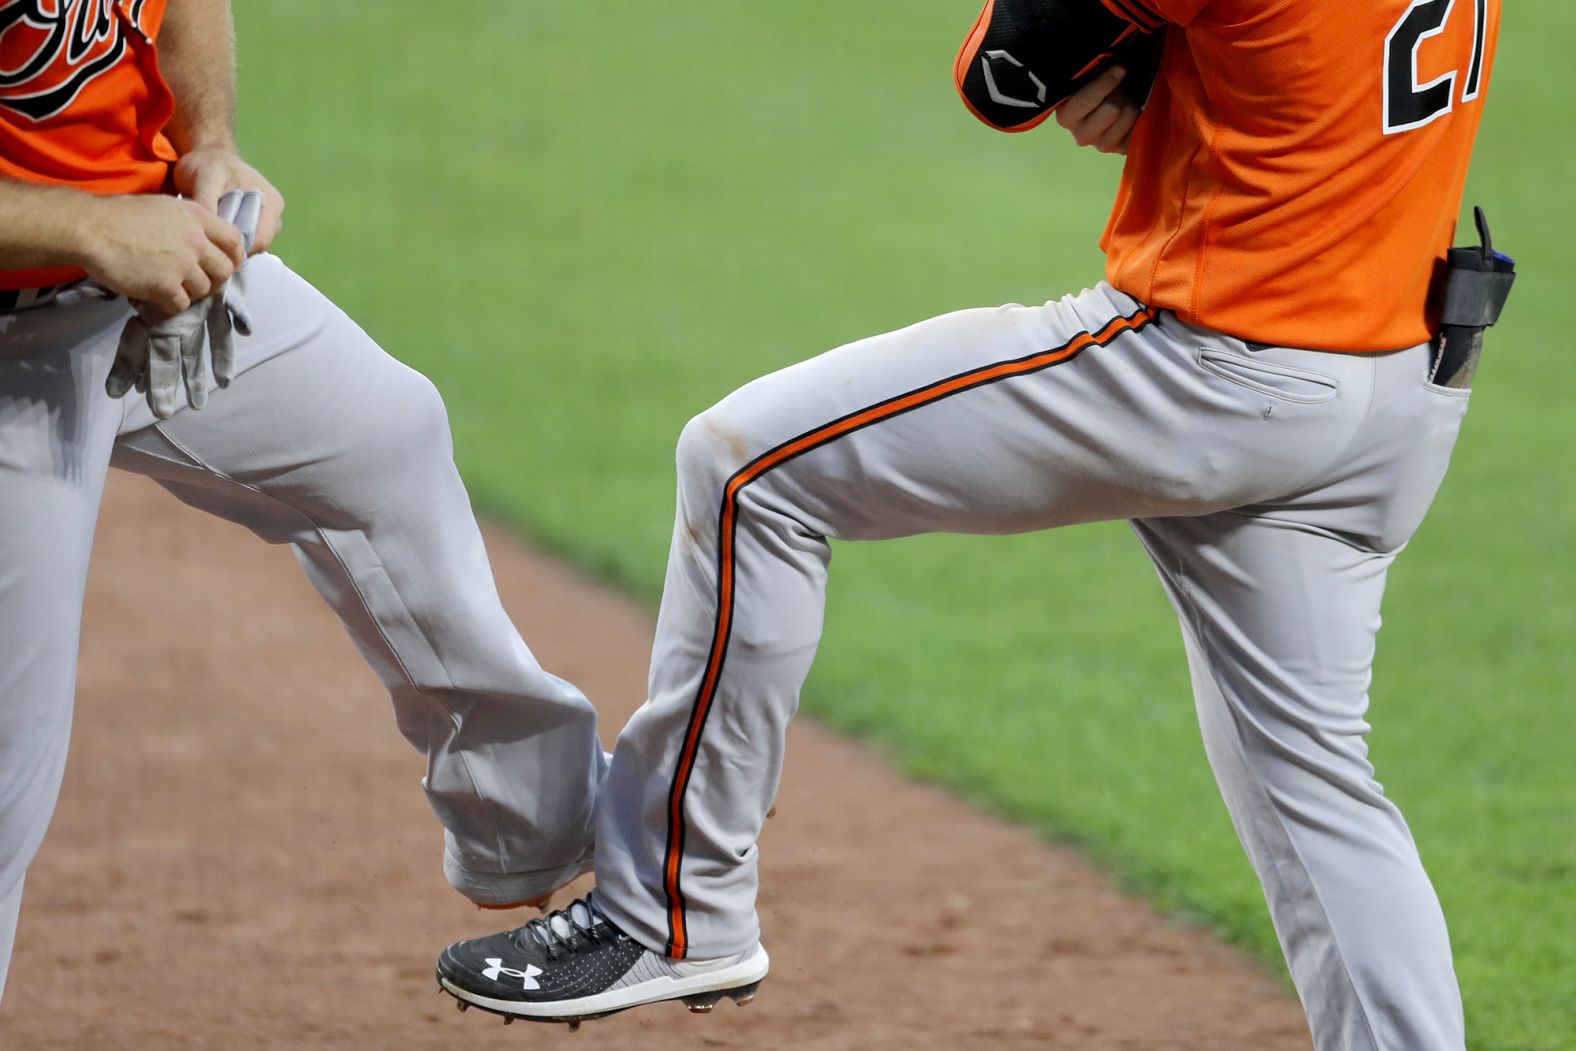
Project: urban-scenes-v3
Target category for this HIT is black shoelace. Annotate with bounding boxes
[513,898,614,961]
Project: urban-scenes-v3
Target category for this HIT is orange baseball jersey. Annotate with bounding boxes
[0,0,176,289]
[1100,0,1500,351]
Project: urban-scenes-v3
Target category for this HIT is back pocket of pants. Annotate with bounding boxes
[1197,349,1340,404]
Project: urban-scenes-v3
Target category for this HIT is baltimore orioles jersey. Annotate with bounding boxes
[0,0,176,289]
[1100,0,1500,351]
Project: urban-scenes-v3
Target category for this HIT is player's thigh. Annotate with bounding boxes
[0,300,124,658]
[0,302,123,900]
[1132,511,1392,765]
[683,285,1367,541]
[112,254,451,529]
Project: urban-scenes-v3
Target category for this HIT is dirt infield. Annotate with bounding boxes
[1,473,1314,1049]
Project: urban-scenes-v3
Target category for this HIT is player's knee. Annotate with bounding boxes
[675,405,754,485]
[376,367,456,467]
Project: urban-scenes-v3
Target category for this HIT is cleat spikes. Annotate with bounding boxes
[566,1019,582,1033]
[455,1000,469,1012]
[681,990,724,1013]
[677,978,766,1014]
[502,1016,513,1026]
[728,980,763,1006]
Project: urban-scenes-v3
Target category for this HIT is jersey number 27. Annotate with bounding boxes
[1384,0,1489,135]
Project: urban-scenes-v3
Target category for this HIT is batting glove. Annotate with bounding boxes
[106,189,262,419]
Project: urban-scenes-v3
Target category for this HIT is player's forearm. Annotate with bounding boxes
[0,177,102,272]
[158,0,285,250]
[159,0,239,154]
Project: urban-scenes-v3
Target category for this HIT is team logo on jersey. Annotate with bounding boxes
[0,0,148,122]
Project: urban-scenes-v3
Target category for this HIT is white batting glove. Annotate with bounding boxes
[106,189,261,419]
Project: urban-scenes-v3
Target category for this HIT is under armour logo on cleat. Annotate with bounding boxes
[482,958,543,989]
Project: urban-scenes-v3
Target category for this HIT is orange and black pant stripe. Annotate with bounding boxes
[660,305,1158,958]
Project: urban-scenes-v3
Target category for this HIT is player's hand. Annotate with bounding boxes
[1055,65,1141,155]
[77,194,245,317]
[105,190,261,418]
[172,145,286,254]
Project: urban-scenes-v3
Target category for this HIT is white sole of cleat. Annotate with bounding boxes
[437,947,769,1025]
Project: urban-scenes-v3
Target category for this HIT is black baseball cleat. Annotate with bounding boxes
[436,896,769,1027]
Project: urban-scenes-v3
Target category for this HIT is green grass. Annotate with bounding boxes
[233,3,1575,1046]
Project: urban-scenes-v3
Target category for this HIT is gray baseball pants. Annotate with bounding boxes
[594,283,1470,1051]
[0,255,607,1000]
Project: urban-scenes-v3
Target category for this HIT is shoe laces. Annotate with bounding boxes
[514,897,612,961]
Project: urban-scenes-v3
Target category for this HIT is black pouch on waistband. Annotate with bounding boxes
[1431,206,1517,390]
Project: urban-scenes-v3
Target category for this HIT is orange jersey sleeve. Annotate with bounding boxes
[0,0,176,289]
[1098,0,1206,30]
[1101,0,1499,351]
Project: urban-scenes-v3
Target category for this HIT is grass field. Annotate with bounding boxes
[234,3,1575,1047]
